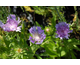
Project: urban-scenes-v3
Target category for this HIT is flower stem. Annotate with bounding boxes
[55,6,63,22]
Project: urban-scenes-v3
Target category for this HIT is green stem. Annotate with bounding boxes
[57,39,61,59]
[59,42,61,58]
[55,6,63,22]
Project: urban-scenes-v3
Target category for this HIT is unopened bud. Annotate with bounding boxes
[46,28,49,32]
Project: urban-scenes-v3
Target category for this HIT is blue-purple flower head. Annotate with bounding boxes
[29,26,46,44]
[0,14,22,32]
[55,22,72,39]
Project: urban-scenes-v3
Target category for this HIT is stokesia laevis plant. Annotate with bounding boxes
[55,22,73,39]
[29,26,46,44]
[0,14,22,32]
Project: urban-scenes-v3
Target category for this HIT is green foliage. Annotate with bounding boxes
[0,6,80,59]
[32,6,46,16]
[0,6,10,23]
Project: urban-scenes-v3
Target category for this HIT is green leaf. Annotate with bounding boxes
[73,45,80,51]
[51,16,56,34]
[64,38,80,50]
[51,16,56,28]
[42,42,58,57]
[71,52,76,59]
[61,51,66,56]
[39,52,49,56]
[35,54,42,59]
[35,21,41,26]
[30,42,40,54]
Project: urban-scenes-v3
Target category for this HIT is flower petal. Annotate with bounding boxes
[0,21,4,27]
[17,17,21,24]
[16,26,22,32]
[29,36,35,43]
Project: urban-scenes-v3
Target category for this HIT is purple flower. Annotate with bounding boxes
[0,14,21,32]
[29,26,46,44]
[55,22,72,39]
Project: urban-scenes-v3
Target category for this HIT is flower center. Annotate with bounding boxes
[35,36,40,40]
[10,24,17,30]
[61,30,64,33]
[33,33,41,41]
